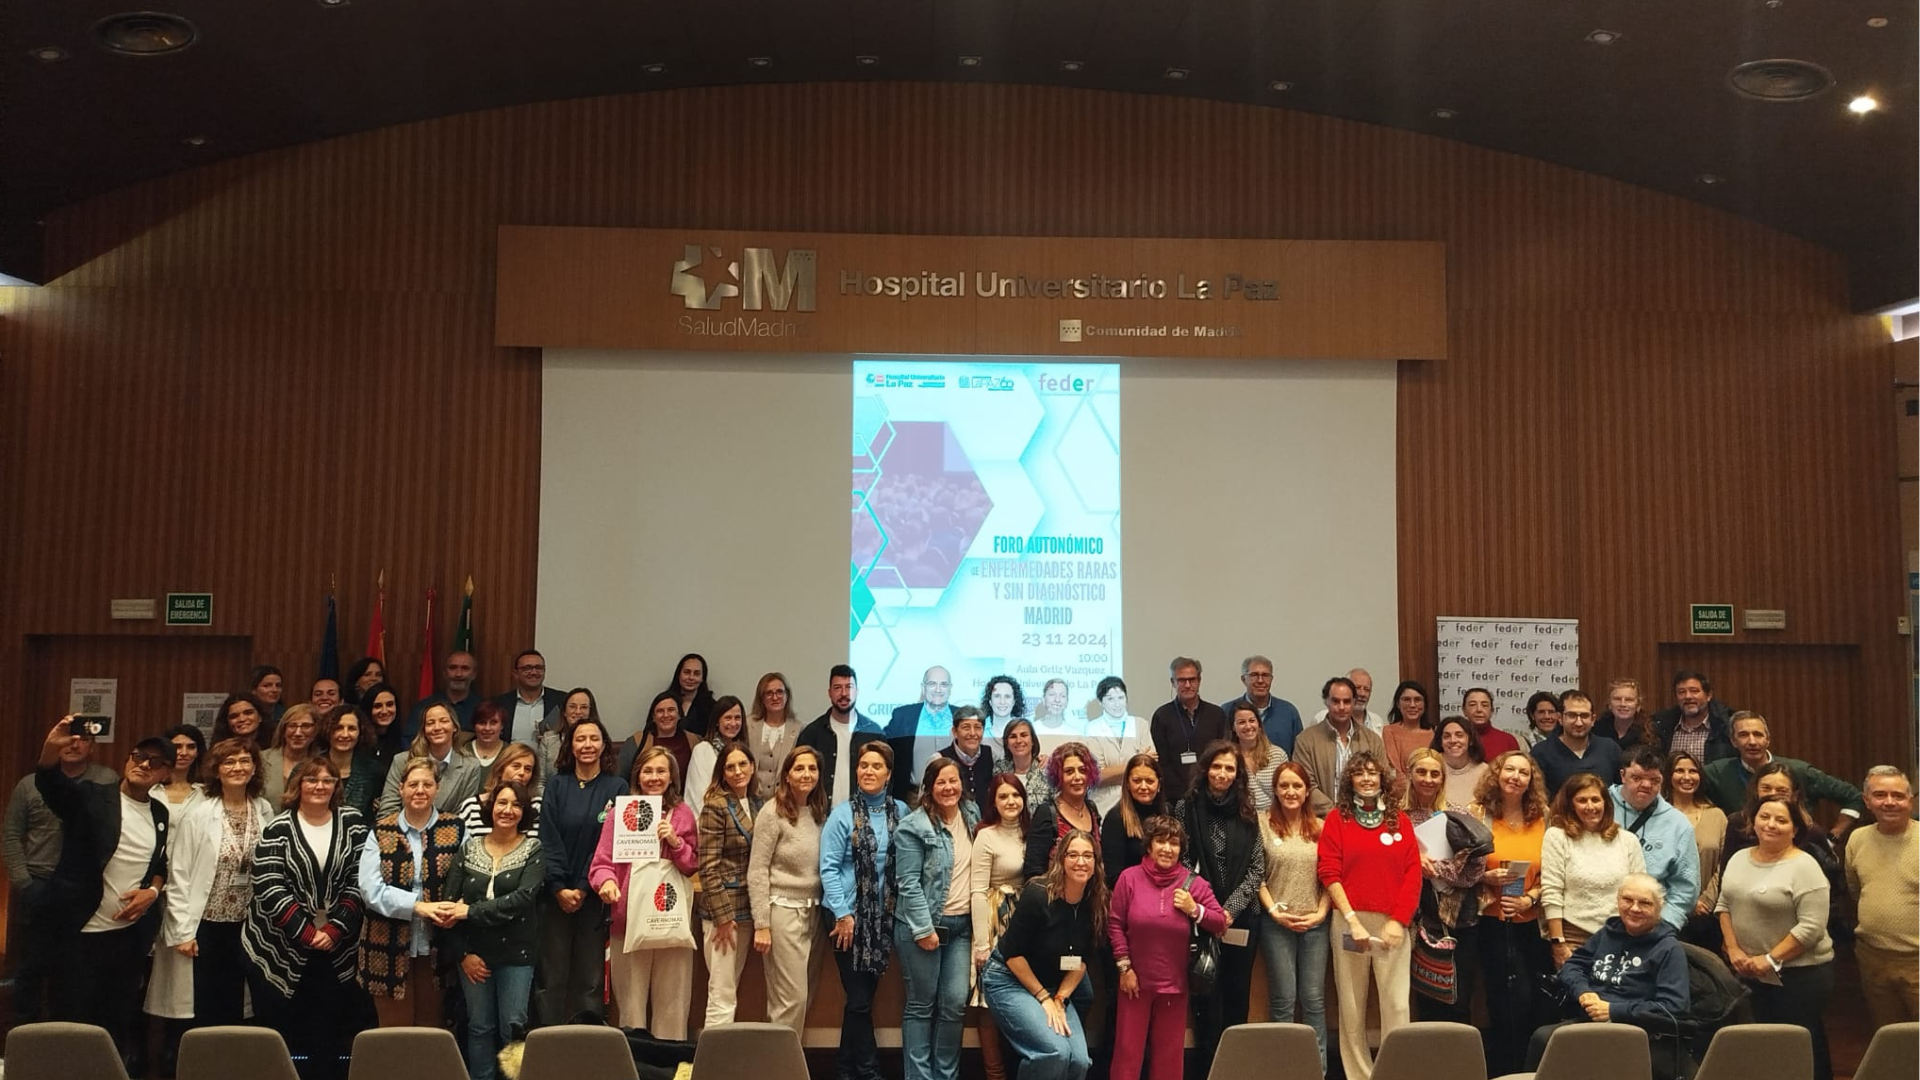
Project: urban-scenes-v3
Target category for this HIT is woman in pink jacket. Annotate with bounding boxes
[1107,815,1228,1080]
[590,744,701,1040]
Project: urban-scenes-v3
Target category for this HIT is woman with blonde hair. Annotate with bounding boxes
[1541,772,1645,964]
[1467,750,1551,1075]
[455,742,541,836]
[748,744,830,1032]
[1598,678,1656,749]
[746,673,803,799]
[377,702,482,816]
[260,704,320,807]
[590,744,700,1040]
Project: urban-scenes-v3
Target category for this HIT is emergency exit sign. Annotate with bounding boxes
[1690,603,1734,636]
[166,593,213,626]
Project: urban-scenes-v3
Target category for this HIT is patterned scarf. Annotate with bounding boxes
[849,790,899,975]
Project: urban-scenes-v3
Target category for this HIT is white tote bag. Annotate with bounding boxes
[621,857,696,952]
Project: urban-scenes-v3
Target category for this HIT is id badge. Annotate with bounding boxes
[1180,751,1198,765]
[1060,956,1083,971]
[1222,927,1251,947]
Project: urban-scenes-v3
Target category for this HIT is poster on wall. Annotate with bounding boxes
[182,693,228,741]
[1435,617,1580,737]
[851,358,1122,752]
[68,677,119,744]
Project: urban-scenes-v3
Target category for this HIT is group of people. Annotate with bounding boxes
[5,652,1914,1080]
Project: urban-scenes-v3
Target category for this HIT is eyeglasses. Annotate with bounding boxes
[516,664,546,673]
[1174,676,1200,685]
[302,776,340,788]
[130,752,171,768]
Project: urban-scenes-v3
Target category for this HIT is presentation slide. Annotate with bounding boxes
[852,358,1122,736]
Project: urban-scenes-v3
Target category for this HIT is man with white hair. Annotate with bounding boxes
[1845,765,1918,1026]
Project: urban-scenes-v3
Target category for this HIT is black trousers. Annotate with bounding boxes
[1477,919,1550,1077]
[8,878,57,1022]
[50,925,148,1052]
[1749,963,1835,1080]
[1190,918,1258,1078]
[833,946,882,1079]
[248,963,369,1080]
[193,919,249,1026]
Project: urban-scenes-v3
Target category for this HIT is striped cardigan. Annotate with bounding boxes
[243,807,368,999]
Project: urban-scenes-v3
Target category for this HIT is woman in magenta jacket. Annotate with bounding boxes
[590,744,701,1040]
[1317,750,1422,1080]
[1107,814,1228,1080]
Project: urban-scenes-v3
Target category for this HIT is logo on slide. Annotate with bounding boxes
[1058,319,1083,342]
[670,243,818,312]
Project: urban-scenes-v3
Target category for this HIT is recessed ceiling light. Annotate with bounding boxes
[1060,60,1084,73]
[182,135,207,147]
[642,62,666,74]
[1764,0,1782,7]
[316,0,348,7]
[1431,107,1457,120]
[28,45,69,62]
[1849,95,1879,113]
[747,56,772,68]
[92,12,199,55]
[1586,29,1621,45]
[1727,58,1834,101]
[1269,80,1293,92]
[1867,16,1888,27]
[1697,172,1725,185]
[855,55,878,66]
[1164,67,1189,81]
[959,55,982,67]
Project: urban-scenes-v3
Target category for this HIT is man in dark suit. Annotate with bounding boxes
[798,664,887,805]
[490,648,570,745]
[884,665,954,798]
[35,717,171,1070]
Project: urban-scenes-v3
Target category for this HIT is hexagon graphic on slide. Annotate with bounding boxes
[856,421,992,590]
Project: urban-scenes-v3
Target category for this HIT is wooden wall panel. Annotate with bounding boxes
[0,80,1907,844]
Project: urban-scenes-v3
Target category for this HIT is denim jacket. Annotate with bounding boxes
[890,804,980,939]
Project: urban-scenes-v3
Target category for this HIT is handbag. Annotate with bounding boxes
[1410,925,1458,1004]
[1184,873,1220,996]
[621,857,697,952]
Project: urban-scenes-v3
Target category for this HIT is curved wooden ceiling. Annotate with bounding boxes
[3,0,1914,306]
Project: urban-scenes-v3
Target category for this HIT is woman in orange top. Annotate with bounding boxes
[1469,750,1550,1076]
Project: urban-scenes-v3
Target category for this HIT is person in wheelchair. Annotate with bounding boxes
[1527,874,1692,1079]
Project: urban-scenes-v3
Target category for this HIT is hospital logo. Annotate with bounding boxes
[670,243,818,312]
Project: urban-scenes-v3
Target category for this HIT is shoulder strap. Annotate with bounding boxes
[1627,804,1657,835]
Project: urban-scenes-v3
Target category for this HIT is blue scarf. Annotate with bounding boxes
[849,789,899,975]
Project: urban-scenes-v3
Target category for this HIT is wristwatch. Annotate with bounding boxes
[1115,958,1132,974]
[1547,936,1566,944]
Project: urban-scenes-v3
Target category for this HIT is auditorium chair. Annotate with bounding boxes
[349,1027,467,1080]
[1852,1023,1919,1080]
[515,1024,639,1080]
[1492,1023,1650,1080]
[689,1022,809,1078]
[1374,1022,1488,1080]
[1207,1022,1325,1080]
[2,1021,131,1080]
[1692,1023,1812,1080]
[177,1025,300,1080]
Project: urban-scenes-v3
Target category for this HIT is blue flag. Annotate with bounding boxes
[319,589,340,682]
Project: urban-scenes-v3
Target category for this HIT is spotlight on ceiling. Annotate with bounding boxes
[1430,107,1457,120]
[28,45,69,62]
[855,55,878,67]
[1696,172,1725,186]
[1060,60,1084,72]
[959,55,982,67]
[747,56,773,68]
[1849,95,1879,113]
[182,135,208,147]
[642,62,666,74]
[1269,80,1293,92]
[92,12,199,55]
[1586,29,1621,45]
[1867,16,1888,27]
[1164,67,1189,81]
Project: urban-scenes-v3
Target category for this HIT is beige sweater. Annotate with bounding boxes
[1846,823,1919,954]
[746,800,824,926]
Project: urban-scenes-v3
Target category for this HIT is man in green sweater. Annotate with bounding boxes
[1700,712,1863,836]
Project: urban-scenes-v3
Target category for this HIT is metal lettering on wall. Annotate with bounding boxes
[670,244,818,312]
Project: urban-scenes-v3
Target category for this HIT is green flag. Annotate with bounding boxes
[453,575,475,655]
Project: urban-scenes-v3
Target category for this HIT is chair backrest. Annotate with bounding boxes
[1375,1021,1487,1080]
[348,1027,467,1080]
[1535,1023,1651,1080]
[1694,1023,1812,1080]
[177,1026,301,1080]
[4,1022,131,1080]
[689,1022,809,1079]
[1207,1023,1325,1080]
[516,1025,639,1080]
[1853,1022,1920,1080]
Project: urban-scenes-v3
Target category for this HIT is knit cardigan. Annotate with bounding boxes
[243,807,367,999]
[358,812,462,997]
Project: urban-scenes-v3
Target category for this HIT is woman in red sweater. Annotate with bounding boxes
[1318,751,1422,1080]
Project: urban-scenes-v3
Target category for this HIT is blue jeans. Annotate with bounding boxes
[461,964,534,1080]
[980,958,1091,1080]
[1258,918,1330,1070]
[895,915,972,1080]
